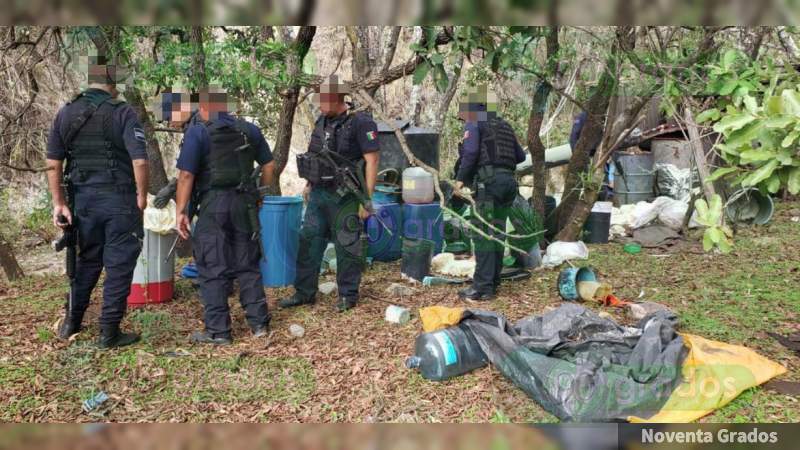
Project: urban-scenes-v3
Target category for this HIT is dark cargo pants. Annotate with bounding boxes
[293,187,364,301]
[471,172,518,295]
[71,187,142,327]
[193,190,269,337]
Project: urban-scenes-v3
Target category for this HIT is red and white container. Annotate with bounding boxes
[127,229,176,307]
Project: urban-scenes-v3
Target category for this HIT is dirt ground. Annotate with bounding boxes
[0,201,798,423]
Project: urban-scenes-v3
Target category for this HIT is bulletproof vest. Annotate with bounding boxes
[308,112,360,160]
[477,117,519,170]
[64,95,134,187]
[298,112,360,184]
[194,118,255,195]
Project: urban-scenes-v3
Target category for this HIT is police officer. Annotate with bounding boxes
[279,75,380,312]
[46,54,149,348]
[174,88,274,345]
[454,86,526,302]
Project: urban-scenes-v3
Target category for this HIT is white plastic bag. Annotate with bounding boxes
[142,194,176,235]
[629,201,660,229]
[542,241,589,268]
[658,198,689,231]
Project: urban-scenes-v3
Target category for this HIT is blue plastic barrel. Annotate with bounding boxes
[366,202,402,261]
[402,203,444,254]
[259,196,303,287]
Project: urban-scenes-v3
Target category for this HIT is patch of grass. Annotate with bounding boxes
[489,409,512,423]
[129,309,175,341]
[35,327,54,343]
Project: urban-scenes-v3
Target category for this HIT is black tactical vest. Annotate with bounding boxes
[477,116,519,170]
[65,95,134,187]
[308,112,363,161]
[194,118,255,195]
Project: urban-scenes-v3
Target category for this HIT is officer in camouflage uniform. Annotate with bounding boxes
[174,89,274,345]
[279,75,380,312]
[46,54,149,348]
[454,86,526,302]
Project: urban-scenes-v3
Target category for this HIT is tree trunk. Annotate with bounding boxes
[126,86,169,193]
[527,26,559,218]
[431,53,464,133]
[554,26,632,235]
[189,26,208,89]
[269,26,317,195]
[0,231,24,281]
[527,81,551,218]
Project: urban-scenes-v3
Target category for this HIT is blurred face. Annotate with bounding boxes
[317,92,346,117]
[169,99,194,128]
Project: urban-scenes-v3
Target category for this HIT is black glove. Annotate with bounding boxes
[153,178,177,209]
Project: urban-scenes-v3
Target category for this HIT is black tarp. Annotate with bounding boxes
[459,303,688,422]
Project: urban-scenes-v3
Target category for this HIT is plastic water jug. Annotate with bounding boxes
[405,323,488,381]
[402,167,435,204]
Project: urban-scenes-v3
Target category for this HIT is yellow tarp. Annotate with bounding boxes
[419,306,465,332]
[629,333,787,423]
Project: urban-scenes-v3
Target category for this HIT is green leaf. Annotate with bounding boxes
[764,116,795,129]
[696,108,720,124]
[429,53,444,65]
[776,148,795,165]
[707,167,738,182]
[694,198,710,221]
[722,49,738,70]
[781,130,799,148]
[766,174,781,193]
[788,167,800,194]
[433,65,449,93]
[739,149,777,162]
[702,231,714,252]
[765,95,783,115]
[741,160,779,187]
[708,194,723,224]
[412,60,432,85]
[724,121,762,149]
[743,95,758,114]
[707,227,722,244]
[719,78,739,96]
[781,89,800,116]
[717,236,732,253]
[713,112,755,135]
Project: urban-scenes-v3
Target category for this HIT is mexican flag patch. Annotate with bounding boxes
[366,131,377,141]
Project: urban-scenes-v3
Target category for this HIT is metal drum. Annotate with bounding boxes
[613,152,655,205]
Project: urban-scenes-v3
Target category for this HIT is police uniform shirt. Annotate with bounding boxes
[456,121,526,184]
[46,88,148,162]
[320,111,380,160]
[176,112,273,175]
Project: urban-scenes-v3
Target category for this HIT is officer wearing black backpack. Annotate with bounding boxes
[454,87,526,302]
[174,89,274,345]
[46,54,149,348]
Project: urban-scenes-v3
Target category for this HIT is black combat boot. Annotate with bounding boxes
[278,294,315,309]
[97,324,140,349]
[190,330,233,345]
[336,296,357,312]
[57,316,82,340]
[458,286,495,303]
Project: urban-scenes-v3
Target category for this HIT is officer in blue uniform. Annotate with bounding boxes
[174,89,275,345]
[46,54,149,348]
[278,75,380,312]
[454,87,526,302]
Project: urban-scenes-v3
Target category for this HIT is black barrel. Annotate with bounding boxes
[401,238,435,282]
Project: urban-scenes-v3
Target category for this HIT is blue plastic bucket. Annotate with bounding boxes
[259,196,303,287]
[557,267,597,301]
[374,184,402,204]
[366,202,403,261]
[402,203,444,254]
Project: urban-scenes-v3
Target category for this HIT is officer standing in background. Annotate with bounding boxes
[454,86,526,302]
[46,53,149,348]
[279,75,380,312]
[174,88,275,346]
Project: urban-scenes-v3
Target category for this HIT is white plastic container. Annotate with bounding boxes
[402,167,435,204]
[385,305,411,325]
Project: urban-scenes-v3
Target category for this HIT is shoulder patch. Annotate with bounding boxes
[463,130,470,140]
[133,128,146,142]
[366,130,377,141]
